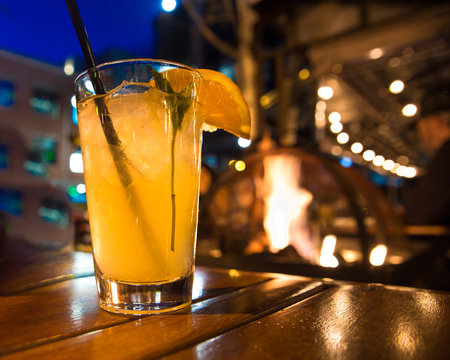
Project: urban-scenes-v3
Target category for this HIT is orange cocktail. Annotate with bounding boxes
[76,60,202,314]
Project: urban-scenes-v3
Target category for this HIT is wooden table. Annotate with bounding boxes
[1,251,449,359]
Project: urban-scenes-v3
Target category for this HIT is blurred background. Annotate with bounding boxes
[1,0,449,289]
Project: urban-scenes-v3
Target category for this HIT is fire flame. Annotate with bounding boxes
[262,155,314,260]
[319,235,339,268]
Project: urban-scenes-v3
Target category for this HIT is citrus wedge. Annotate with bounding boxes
[151,68,251,139]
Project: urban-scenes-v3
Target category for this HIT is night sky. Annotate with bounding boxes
[0,0,164,66]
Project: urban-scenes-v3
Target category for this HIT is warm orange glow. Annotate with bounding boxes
[262,155,314,260]
[370,244,387,266]
[319,235,339,268]
[235,160,246,171]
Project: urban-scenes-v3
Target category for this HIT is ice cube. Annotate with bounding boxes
[110,81,151,97]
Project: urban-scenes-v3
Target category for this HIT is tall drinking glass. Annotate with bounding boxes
[75,59,203,315]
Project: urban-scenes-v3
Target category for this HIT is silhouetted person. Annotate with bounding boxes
[403,87,450,226]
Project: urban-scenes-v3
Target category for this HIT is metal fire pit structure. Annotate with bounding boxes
[197,147,441,289]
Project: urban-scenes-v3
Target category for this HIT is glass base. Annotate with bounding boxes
[95,268,194,316]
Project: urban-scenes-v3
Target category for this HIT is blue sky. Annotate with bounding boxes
[0,0,164,66]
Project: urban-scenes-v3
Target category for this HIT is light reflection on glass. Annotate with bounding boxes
[192,271,206,299]
[110,282,119,304]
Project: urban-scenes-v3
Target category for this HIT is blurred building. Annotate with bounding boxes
[0,50,82,249]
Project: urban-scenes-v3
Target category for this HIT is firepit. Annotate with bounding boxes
[197,147,436,287]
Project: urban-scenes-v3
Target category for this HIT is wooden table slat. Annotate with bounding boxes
[167,283,450,360]
[0,251,94,295]
[0,266,311,356]
[1,277,325,359]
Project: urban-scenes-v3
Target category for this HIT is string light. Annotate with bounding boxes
[363,150,375,161]
[389,80,404,94]
[382,159,395,171]
[337,132,349,144]
[350,142,363,154]
[373,155,385,167]
[298,69,310,80]
[369,48,383,59]
[316,101,327,111]
[331,145,342,156]
[328,112,341,123]
[330,122,343,134]
[318,86,334,100]
[402,104,417,117]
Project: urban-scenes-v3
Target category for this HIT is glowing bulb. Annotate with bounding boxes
[373,155,385,167]
[397,155,409,165]
[363,150,375,161]
[370,244,387,266]
[235,160,246,172]
[390,163,400,173]
[318,86,334,100]
[64,58,75,76]
[316,100,327,111]
[330,122,343,134]
[69,152,83,173]
[389,80,404,94]
[337,132,349,144]
[402,104,417,117]
[404,167,417,178]
[298,68,310,80]
[328,112,341,123]
[351,142,363,154]
[396,166,406,176]
[162,0,176,12]
[76,183,86,194]
[369,48,383,59]
[331,146,342,156]
[260,95,270,108]
[315,112,326,128]
[315,111,325,121]
[238,138,251,148]
[71,95,76,108]
[382,159,395,171]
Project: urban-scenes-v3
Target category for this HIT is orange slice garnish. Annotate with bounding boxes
[151,68,251,139]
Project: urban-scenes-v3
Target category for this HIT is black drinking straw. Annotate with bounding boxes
[66,0,157,250]
[65,0,105,95]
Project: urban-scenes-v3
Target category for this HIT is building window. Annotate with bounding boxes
[0,80,14,107]
[38,198,68,228]
[24,135,57,177]
[30,88,60,118]
[0,189,22,215]
[0,144,8,169]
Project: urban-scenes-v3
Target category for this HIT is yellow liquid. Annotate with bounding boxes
[77,83,203,283]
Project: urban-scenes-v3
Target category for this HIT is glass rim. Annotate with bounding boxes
[74,58,201,84]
